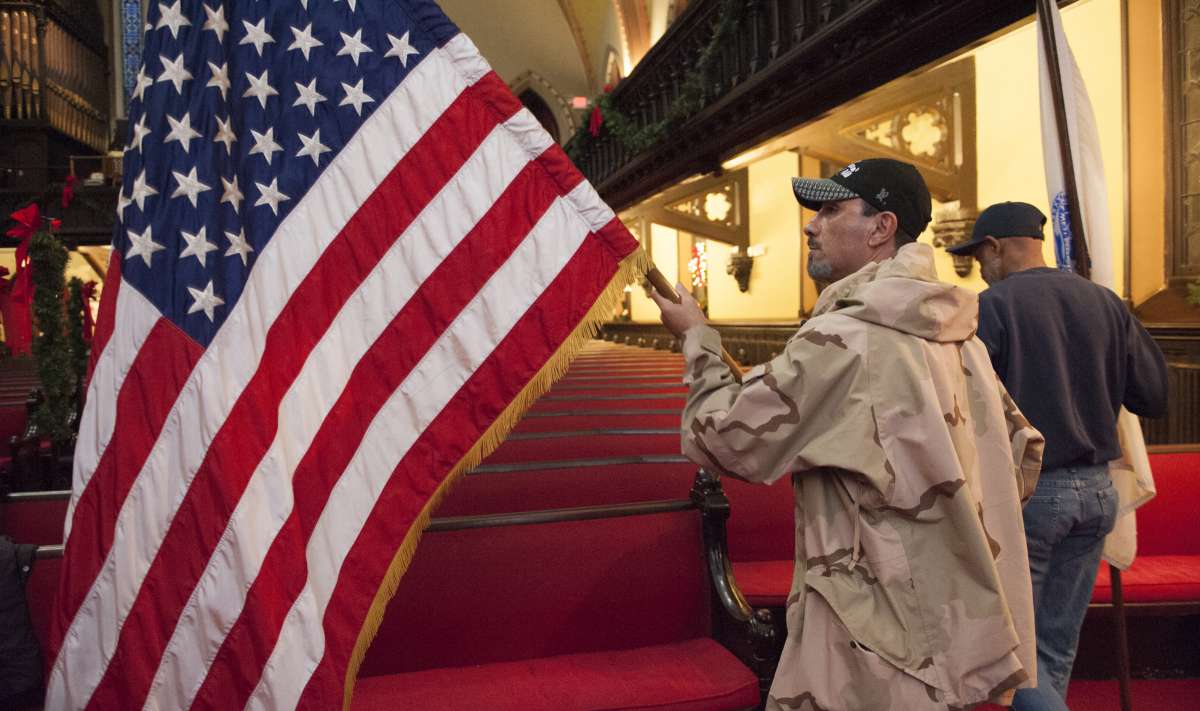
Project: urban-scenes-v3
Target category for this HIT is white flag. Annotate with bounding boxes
[1036,0,1153,570]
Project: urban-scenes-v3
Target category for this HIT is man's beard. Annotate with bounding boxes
[807,253,834,281]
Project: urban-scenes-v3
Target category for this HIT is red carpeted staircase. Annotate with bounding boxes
[4,339,1196,710]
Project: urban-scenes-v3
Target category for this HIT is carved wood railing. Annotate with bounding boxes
[570,0,1038,210]
[1,0,108,153]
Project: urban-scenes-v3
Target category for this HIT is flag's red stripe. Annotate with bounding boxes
[49,316,201,662]
[190,155,568,711]
[81,74,517,711]
[296,232,625,708]
[85,252,122,388]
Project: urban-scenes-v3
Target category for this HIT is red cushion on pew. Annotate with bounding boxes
[1,496,70,545]
[731,560,793,607]
[724,478,794,562]
[1140,453,1200,556]
[1092,555,1200,604]
[352,639,759,711]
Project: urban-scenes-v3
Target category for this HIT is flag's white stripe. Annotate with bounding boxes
[46,35,489,710]
[63,282,160,542]
[248,190,595,711]
[145,115,538,711]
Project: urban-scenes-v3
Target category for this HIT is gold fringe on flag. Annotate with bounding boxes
[342,245,652,709]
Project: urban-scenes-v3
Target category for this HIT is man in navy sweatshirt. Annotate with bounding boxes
[949,201,1168,711]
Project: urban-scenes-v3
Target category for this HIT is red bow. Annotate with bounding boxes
[589,104,604,137]
[6,203,39,305]
[62,174,77,209]
[81,280,97,343]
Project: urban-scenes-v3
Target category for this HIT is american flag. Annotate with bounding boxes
[47,0,641,708]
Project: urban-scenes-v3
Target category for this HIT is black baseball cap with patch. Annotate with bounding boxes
[946,201,1046,256]
[791,158,933,238]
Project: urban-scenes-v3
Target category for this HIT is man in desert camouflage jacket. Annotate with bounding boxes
[652,159,1044,710]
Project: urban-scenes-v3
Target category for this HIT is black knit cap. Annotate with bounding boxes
[946,201,1046,256]
[791,158,933,238]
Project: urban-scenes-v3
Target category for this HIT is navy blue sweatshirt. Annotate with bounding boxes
[976,267,1168,471]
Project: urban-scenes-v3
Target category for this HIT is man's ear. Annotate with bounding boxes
[867,211,899,248]
[983,235,1002,255]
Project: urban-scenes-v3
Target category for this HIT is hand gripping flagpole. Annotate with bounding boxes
[643,264,744,382]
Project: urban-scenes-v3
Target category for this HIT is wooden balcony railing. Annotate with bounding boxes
[569,0,1039,210]
[1,0,108,154]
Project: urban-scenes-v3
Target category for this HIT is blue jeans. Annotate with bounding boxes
[1012,465,1118,711]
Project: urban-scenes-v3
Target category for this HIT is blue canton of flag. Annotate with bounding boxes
[118,0,439,344]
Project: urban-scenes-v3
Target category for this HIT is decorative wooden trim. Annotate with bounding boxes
[621,168,750,249]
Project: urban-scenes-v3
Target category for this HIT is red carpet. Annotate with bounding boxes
[978,679,1200,710]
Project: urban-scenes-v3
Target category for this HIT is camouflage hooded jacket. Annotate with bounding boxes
[680,243,1044,710]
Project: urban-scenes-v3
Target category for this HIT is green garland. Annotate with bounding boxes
[1188,277,1200,308]
[566,0,744,162]
[67,277,88,386]
[29,230,75,446]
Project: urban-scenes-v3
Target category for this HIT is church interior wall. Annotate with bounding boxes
[706,151,802,322]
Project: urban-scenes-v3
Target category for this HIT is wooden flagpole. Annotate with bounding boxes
[1036,3,1129,710]
[644,265,744,382]
[1036,0,1092,279]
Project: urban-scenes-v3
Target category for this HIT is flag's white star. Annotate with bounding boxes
[115,191,131,221]
[179,226,219,267]
[156,53,193,93]
[156,0,192,39]
[164,112,202,152]
[220,175,243,213]
[254,177,290,215]
[202,3,229,43]
[243,68,278,109]
[288,23,323,60]
[213,115,236,154]
[384,31,419,67]
[248,127,283,165]
[337,29,372,66]
[296,129,330,166]
[129,168,159,210]
[127,115,151,152]
[207,61,231,100]
[187,281,225,321]
[225,229,254,265]
[170,166,212,207]
[131,65,153,102]
[293,78,326,116]
[339,78,374,115]
[126,225,164,267]
[336,0,359,11]
[240,18,275,56]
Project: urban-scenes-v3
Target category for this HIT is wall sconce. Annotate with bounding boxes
[726,245,765,293]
